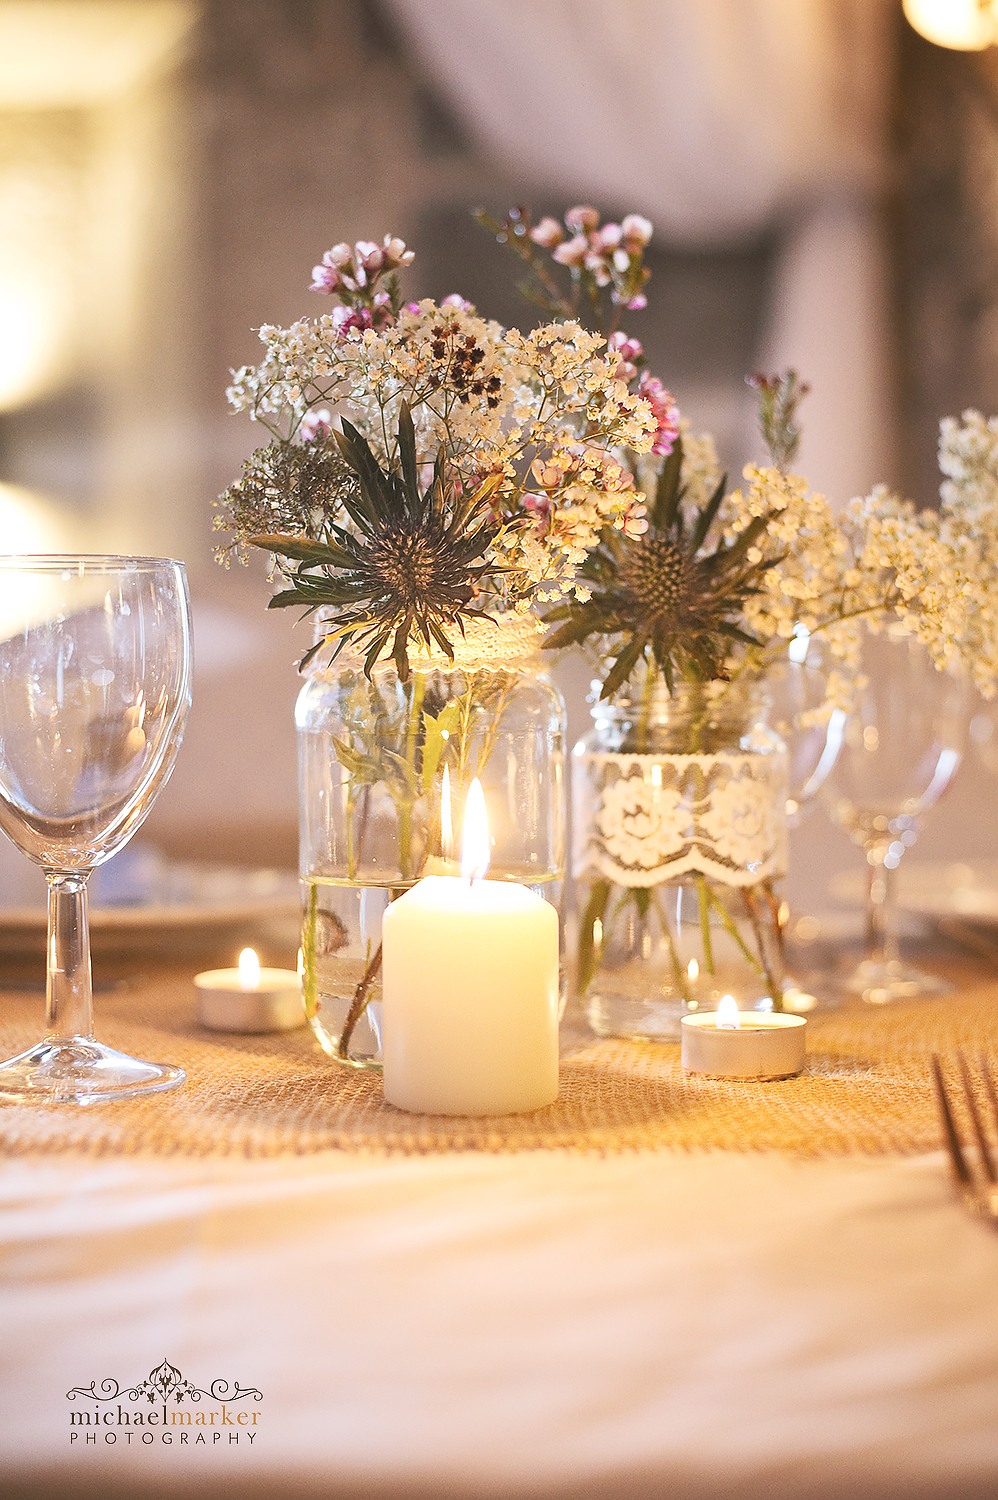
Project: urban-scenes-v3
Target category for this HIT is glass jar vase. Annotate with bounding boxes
[572,674,788,1042]
[296,616,566,1069]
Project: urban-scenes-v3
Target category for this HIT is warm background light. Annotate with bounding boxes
[903,0,998,51]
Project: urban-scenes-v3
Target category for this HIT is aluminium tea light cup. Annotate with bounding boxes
[195,948,305,1034]
[681,996,806,1080]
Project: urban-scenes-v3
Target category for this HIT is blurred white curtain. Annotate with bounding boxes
[386,0,898,504]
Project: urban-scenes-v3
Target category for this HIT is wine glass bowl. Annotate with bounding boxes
[822,627,968,1004]
[0,557,193,1103]
[767,628,846,826]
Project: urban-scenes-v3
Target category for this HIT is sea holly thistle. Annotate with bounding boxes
[247,404,509,680]
[542,440,780,697]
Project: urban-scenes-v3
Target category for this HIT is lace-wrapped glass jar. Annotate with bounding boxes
[296,616,566,1069]
[572,676,788,1042]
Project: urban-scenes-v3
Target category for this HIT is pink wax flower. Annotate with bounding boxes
[591,222,622,250]
[330,305,374,337]
[565,205,600,234]
[552,234,589,268]
[621,214,653,249]
[299,409,332,441]
[583,250,612,286]
[381,236,415,269]
[617,504,649,538]
[608,332,643,363]
[441,293,473,311]
[530,217,564,248]
[531,458,564,490]
[354,241,384,274]
[638,372,680,456]
[310,261,340,295]
[522,492,553,534]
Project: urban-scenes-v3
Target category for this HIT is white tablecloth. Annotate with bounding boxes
[3,1144,997,1499]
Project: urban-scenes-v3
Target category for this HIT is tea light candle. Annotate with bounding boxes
[195,948,305,1033]
[381,779,559,1116]
[681,994,806,1079]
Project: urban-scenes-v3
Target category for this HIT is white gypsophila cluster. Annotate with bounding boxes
[227,299,656,607]
[722,467,864,693]
[710,430,998,708]
[938,409,998,523]
[844,414,998,698]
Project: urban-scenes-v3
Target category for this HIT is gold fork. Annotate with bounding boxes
[931,1051,998,1224]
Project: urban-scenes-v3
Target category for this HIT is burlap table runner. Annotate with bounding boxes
[0,960,993,1157]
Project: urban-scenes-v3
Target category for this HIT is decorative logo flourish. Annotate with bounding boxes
[67,1359,263,1406]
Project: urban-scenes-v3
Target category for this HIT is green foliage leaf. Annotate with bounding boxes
[576,879,612,996]
[420,700,462,793]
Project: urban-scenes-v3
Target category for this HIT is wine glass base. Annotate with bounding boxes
[0,1037,185,1105]
[841,957,954,1007]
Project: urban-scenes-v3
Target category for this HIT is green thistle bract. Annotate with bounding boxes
[249,404,507,680]
[542,439,781,698]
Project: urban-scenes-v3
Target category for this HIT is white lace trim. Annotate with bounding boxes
[575,750,788,888]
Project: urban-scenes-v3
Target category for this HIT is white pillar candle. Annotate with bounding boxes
[681,996,806,1080]
[381,778,559,1116]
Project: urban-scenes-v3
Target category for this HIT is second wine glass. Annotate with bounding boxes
[822,626,968,1004]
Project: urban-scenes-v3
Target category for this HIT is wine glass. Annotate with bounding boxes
[766,628,845,1011]
[0,556,193,1102]
[767,628,845,830]
[821,625,968,1004]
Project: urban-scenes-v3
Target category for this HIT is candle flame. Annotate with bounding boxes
[687,959,699,981]
[238,947,261,990]
[716,994,740,1030]
[441,764,454,860]
[461,777,490,882]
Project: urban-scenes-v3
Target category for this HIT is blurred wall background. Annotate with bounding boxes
[1,0,998,910]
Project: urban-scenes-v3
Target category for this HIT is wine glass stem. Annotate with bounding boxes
[865,850,899,968]
[44,871,95,1043]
